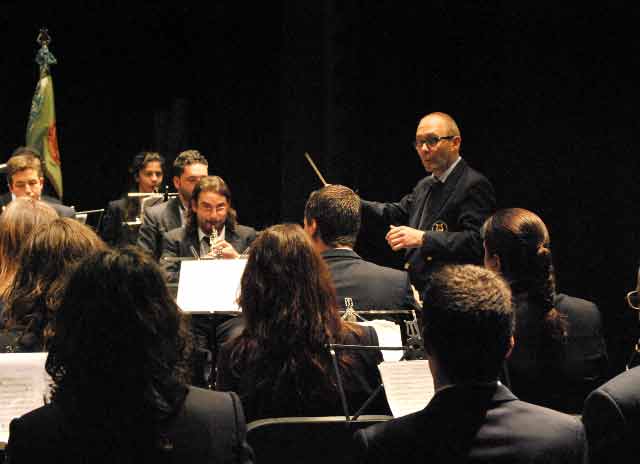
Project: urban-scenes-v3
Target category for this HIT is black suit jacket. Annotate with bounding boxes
[6,386,254,464]
[98,196,163,247]
[321,249,417,310]
[582,366,640,464]
[160,223,257,281]
[361,159,495,291]
[137,197,184,259]
[0,192,75,218]
[355,382,587,464]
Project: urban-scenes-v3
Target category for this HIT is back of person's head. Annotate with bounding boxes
[6,149,43,186]
[0,198,57,299]
[46,247,191,457]
[482,208,566,341]
[239,223,341,344]
[173,149,208,177]
[422,264,513,383]
[304,184,361,248]
[4,218,107,347]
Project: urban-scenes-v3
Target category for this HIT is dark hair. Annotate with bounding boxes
[124,151,165,221]
[46,247,192,461]
[304,185,361,248]
[6,151,43,185]
[482,208,568,342]
[3,218,107,351]
[422,264,514,383]
[172,149,208,178]
[228,224,360,411]
[0,198,58,301]
[187,176,238,234]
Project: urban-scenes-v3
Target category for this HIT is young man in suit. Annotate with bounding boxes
[304,184,418,311]
[1,147,75,218]
[137,149,208,259]
[361,112,496,292]
[354,264,587,464]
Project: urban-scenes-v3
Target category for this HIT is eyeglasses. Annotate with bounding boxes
[413,135,456,150]
[627,290,640,310]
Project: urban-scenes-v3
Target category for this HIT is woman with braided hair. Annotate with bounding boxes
[482,208,608,413]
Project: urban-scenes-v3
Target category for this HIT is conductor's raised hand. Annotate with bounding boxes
[385,225,425,251]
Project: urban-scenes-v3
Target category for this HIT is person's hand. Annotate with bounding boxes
[385,225,425,251]
[209,240,240,259]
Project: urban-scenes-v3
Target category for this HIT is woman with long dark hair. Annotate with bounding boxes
[216,223,389,421]
[482,208,608,413]
[6,247,253,463]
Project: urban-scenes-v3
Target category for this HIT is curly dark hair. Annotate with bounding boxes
[227,223,361,415]
[186,176,238,235]
[482,208,568,343]
[45,247,192,461]
[123,151,165,221]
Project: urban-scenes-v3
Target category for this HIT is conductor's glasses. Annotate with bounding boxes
[413,135,456,150]
[626,290,640,310]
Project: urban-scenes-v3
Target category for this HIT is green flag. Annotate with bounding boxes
[26,34,63,199]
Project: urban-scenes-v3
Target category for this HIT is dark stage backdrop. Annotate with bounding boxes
[1,3,638,374]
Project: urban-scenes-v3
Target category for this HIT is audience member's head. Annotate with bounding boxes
[172,149,208,204]
[0,198,57,301]
[422,264,514,385]
[482,208,567,341]
[6,148,45,200]
[188,176,237,235]
[303,184,361,250]
[45,246,192,458]
[3,218,107,351]
[129,151,164,194]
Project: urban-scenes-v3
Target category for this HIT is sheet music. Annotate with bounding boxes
[177,259,247,312]
[358,320,403,361]
[378,360,434,418]
[0,352,49,444]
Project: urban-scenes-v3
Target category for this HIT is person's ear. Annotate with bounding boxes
[504,335,515,360]
[173,176,180,191]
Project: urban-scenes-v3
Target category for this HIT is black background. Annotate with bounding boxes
[2,3,639,375]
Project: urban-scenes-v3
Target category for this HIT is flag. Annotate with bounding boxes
[26,33,63,199]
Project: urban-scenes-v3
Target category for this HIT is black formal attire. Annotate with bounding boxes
[0,192,75,218]
[506,292,608,414]
[160,222,257,282]
[137,197,184,260]
[6,386,254,464]
[582,366,640,464]
[355,382,587,464]
[216,326,390,422]
[361,158,495,291]
[98,196,162,247]
[321,248,418,310]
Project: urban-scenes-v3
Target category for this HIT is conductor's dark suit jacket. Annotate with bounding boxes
[361,158,495,291]
[582,366,640,464]
[6,387,254,464]
[354,382,587,464]
[0,192,76,218]
[321,248,418,310]
[137,197,184,260]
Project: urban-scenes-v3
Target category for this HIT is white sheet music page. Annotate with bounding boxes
[177,259,246,312]
[358,320,403,361]
[378,360,434,418]
[0,352,50,444]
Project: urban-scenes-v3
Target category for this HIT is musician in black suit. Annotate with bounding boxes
[304,184,417,310]
[1,147,75,218]
[5,247,254,464]
[361,112,495,291]
[98,151,164,247]
[137,150,208,259]
[160,176,257,282]
[354,265,587,464]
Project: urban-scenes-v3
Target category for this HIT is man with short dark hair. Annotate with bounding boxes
[137,149,209,259]
[355,265,587,464]
[1,146,75,218]
[304,185,417,310]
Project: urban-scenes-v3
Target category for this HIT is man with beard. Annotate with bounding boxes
[160,176,256,282]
